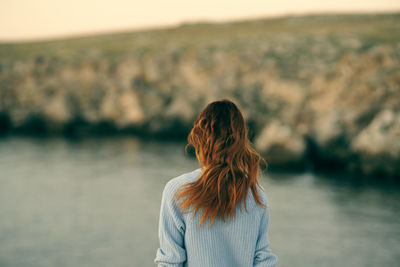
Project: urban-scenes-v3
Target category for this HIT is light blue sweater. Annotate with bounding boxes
[154,168,278,267]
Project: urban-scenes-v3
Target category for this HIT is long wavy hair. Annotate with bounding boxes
[174,99,268,228]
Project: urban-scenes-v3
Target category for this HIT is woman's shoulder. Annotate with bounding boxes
[242,182,267,211]
[255,182,268,206]
[163,168,202,194]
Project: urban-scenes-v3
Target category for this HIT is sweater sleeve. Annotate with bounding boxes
[253,207,278,267]
[154,181,187,267]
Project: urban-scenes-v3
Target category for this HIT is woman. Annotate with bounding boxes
[154,99,278,267]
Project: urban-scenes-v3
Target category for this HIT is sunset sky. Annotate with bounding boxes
[1,0,399,42]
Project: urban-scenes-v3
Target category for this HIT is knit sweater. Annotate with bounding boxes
[154,168,278,267]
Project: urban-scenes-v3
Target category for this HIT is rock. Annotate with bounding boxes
[254,120,306,170]
[42,93,71,132]
[351,109,400,177]
[118,90,145,126]
[0,13,399,178]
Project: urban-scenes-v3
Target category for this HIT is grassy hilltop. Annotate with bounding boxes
[0,13,399,178]
[1,13,399,59]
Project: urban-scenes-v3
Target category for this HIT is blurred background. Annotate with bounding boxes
[1,1,400,266]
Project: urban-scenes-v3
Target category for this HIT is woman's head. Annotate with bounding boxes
[186,99,248,168]
[175,98,267,228]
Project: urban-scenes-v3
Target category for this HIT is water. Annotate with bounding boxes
[0,137,399,267]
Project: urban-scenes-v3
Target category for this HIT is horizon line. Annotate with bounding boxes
[1,9,399,44]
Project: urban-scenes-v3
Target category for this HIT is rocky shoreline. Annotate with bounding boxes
[0,13,399,179]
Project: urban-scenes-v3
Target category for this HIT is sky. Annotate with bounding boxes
[1,0,399,42]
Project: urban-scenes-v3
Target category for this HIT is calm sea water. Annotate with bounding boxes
[0,137,399,267]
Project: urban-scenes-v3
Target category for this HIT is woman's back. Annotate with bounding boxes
[154,99,278,266]
[154,168,278,267]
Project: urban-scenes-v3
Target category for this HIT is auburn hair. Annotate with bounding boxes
[174,99,268,228]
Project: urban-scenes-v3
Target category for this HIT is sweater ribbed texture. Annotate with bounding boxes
[154,168,278,267]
